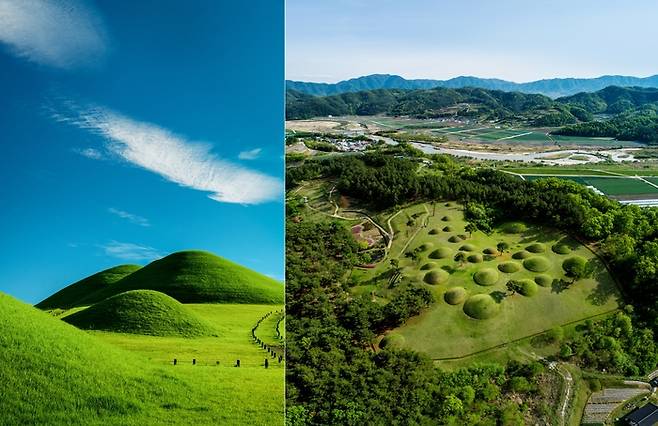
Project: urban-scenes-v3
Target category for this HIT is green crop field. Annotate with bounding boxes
[353,202,620,360]
[524,175,658,196]
[1,293,284,425]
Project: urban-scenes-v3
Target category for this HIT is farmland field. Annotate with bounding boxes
[524,175,658,196]
[353,202,621,359]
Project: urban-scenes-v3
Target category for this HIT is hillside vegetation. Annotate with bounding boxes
[0,292,283,425]
[63,290,216,337]
[39,251,283,308]
[36,264,141,309]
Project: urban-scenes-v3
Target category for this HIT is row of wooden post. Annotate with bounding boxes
[252,310,285,365]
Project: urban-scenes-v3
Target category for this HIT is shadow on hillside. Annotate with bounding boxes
[490,291,507,303]
[586,261,618,306]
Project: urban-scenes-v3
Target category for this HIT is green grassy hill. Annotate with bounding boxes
[0,292,284,424]
[36,264,141,309]
[40,251,284,308]
[63,290,216,337]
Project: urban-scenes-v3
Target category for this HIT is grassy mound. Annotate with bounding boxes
[503,222,527,234]
[552,244,572,255]
[534,274,553,287]
[526,243,547,253]
[68,251,284,306]
[518,279,539,297]
[424,270,449,285]
[447,235,461,243]
[459,244,476,252]
[512,250,532,260]
[380,333,406,349]
[473,268,499,286]
[63,290,216,337]
[441,216,451,221]
[420,262,437,271]
[483,247,498,255]
[428,228,440,235]
[415,243,433,252]
[444,287,467,305]
[523,257,551,272]
[457,234,468,240]
[467,254,484,263]
[442,226,454,232]
[0,292,250,424]
[428,247,452,259]
[563,256,587,276]
[36,265,141,309]
[498,262,521,273]
[463,294,500,319]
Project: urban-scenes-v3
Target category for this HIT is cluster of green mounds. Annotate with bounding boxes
[498,262,521,273]
[552,243,572,255]
[39,251,284,307]
[463,294,500,319]
[428,228,440,235]
[517,279,538,297]
[429,247,452,259]
[512,250,532,260]
[424,270,449,285]
[420,262,437,271]
[63,290,216,337]
[482,247,497,255]
[459,244,476,252]
[526,243,546,253]
[534,275,553,287]
[467,254,484,263]
[523,257,551,272]
[503,222,527,234]
[563,256,587,276]
[380,333,406,349]
[444,287,467,305]
[442,226,454,232]
[36,264,141,309]
[473,268,499,286]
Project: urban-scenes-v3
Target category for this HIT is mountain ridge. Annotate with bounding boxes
[287,73,658,98]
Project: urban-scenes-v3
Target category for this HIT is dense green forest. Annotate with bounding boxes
[286,153,658,424]
[287,85,658,143]
[286,87,554,120]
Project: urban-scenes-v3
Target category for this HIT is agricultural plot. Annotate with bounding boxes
[358,203,620,359]
[525,175,658,197]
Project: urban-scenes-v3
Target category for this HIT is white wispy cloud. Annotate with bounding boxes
[108,207,150,227]
[52,102,283,204]
[0,0,106,69]
[238,148,262,160]
[75,147,103,160]
[100,241,161,261]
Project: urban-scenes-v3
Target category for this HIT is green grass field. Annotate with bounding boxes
[524,175,658,196]
[1,293,284,425]
[354,202,621,359]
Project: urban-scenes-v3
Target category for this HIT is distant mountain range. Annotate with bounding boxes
[286,74,658,98]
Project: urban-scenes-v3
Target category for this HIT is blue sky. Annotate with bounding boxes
[287,0,658,83]
[0,0,284,303]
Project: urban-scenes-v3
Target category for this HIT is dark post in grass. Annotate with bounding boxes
[192,358,196,365]
[235,359,240,367]
[278,355,282,363]
[216,361,219,366]
[264,359,269,369]
[173,358,177,366]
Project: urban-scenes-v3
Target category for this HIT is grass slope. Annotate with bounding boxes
[63,290,216,337]
[46,251,283,307]
[0,292,284,425]
[36,264,141,309]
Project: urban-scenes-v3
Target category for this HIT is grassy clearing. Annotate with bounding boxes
[356,202,620,359]
[0,293,284,425]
